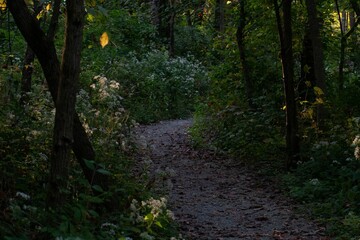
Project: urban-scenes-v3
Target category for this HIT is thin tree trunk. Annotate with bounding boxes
[151,0,160,27]
[8,0,109,199]
[20,0,61,105]
[299,29,316,102]
[20,0,41,105]
[215,0,225,32]
[274,0,300,169]
[336,0,360,93]
[236,0,253,109]
[20,46,35,104]
[305,0,326,127]
[185,10,192,26]
[168,0,176,57]
[47,0,85,208]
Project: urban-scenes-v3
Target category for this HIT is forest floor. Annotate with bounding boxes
[134,119,329,240]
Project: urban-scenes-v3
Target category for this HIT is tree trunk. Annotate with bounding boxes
[236,0,253,109]
[185,10,192,26]
[8,0,109,200]
[305,0,326,127]
[47,0,85,208]
[20,0,61,105]
[215,0,225,32]
[274,0,300,169]
[336,0,360,93]
[299,29,316,102]
[168,0,176,57]
[151,0,160,27]
[20,46,35,104]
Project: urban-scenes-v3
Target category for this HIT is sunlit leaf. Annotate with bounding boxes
[100,32,109,48]
[46,3,51,11]
[37,9,45,20]
[313,86,324,96]
[282,105,286,110]
[0,0,6,10]
[303,64,311,74]
[87,13,95,22]
[155,221,163,228]
[86,0,97,8]
[315,98,324,105]
[144,213,154,222]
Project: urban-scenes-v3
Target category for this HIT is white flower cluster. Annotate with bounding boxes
[130,197,176,223]
[91,75,124,108]
[100,222,118,236]
[309,178,320,186]
[352,135,360,160]
[142,197,168,219]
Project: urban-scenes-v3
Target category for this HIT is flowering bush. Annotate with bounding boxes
[106,50,209,123]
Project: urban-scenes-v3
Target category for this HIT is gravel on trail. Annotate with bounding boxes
[134,119,329,240]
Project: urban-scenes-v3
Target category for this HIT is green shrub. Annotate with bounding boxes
[106,50,209,123]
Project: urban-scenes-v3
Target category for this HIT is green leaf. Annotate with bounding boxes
[155,221,163,228]
[92,184,104,193]
[313,86,324,96]
[144,213,154,223]
[96,168,111,175]
[88,209,99,218]
[84,159,95,170]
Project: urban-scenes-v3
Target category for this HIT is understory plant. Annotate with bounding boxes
[106,50,209,123]
[0,70,181,239]
[282,117,360,239]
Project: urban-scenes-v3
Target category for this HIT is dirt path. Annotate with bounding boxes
[134,119,328,240]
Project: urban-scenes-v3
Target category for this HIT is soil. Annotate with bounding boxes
[134,119,329,240]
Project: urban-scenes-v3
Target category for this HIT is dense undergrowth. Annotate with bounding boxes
[189,2,360,239]
[0,4,207,240]
[1,1,360,239]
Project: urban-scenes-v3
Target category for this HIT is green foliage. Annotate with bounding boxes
[105,50,209,123]
[282,118,360,239]
[174,25,212,61]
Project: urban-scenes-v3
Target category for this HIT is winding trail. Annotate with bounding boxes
[135,119,328,240]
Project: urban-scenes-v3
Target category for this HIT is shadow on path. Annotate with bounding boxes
[135,119,328,240]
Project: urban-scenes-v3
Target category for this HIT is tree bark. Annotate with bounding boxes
[215,0,225,32]
[236,0,253,109]
[299,29,316,102]
[305,0,326,127]
[20,0,41,105]
[168,0,176,57]
[47,0,85,208]
[274,0,300,169]
[8,0,109,199]
[20,46,35,104]
[336,0,360,92]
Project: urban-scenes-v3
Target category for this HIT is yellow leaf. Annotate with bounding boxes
[46,3,51,11]
[37,9,45,20]
[282,105,287,110]
[87,13,94,22]
[99,32,109,48]
[305,81,311,87]
[315,98,324,105]
[0,0,6,10]
[303,64,311,74]
[313,86,324,96]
